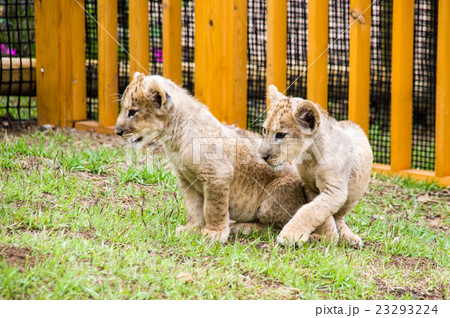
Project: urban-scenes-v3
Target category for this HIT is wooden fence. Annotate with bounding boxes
[32,0,449,186]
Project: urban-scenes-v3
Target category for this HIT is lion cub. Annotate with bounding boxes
[115,74,308,243]
[259,85,373,248]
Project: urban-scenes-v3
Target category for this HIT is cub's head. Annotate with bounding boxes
[115,73,171,145]
[259,85,322,166]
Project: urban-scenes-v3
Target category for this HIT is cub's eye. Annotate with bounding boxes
[128,109,138,118]
[262,127,266,136]
[275,132,287,140]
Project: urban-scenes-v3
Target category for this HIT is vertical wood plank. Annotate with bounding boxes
[194,0,207,105]
[348,0,371,135]
[163,0,182,84]
[267,0,286,100]
[35,0,72,126]
[71,0,87,124]
[227,0,248,127]
[390,0,414,172]
[195,0,247,128]
[435,0,450,177]
[129,0,150,79]
[307,0,328,109]
[97,0,118,128]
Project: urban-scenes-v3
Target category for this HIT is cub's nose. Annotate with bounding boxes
[115,127,124,136]
[259,150,271,162]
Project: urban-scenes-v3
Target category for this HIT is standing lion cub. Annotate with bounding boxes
[259,85,373,248]
[115,73,312,243]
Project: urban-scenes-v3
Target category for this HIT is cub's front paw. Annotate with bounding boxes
[202,227,230,244]
[341,233,363,249]
[277,226,310,247]
[176,225,188,236]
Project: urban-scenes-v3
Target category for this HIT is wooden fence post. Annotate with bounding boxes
[163,0,182,85]
[348,0,371,135]
[195,0,247,128]
[390,0,414,173]
[129,0,150,79]
[71,0,87,124]
[35,0,85,127]
[307,0,328,109]
[435,0,450,181]
[267,0,286,102]
[96,0,118,132]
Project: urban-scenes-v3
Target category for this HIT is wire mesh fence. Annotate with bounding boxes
[0,0,36,127]
[246,0,267,132]
[84,0,164,121]
[411,0,438,171]
[85,0,98,120]
[0,0,441,171]
[182,0,195,94]
[369,0,393,166]
[286,0,308,99]
[327,0,350,121]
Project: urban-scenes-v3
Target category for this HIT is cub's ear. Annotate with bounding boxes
[144,76,170,111]
[291,99,321,134]
[133,72,142,79]
[268,84,286,104]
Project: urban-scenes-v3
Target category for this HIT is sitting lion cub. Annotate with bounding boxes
[115,73,311,243]
[259,85,373,248]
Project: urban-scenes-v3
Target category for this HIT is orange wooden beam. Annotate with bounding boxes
[163,0,182,85]
[71,0,87,123]
[129,0,150,79]
[97,0,118,128]
[35,0,85,127]
[435,0,450,178]
[195,0,247,128]
[390,0,414,172]
[307,0,328,109]
[267,0,287,103]
[348,0,371,135]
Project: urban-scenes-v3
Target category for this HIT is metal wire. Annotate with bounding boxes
[369,0,392,165]
[0,0,36,128]
[411,0,438,171]
[246,0,267,132]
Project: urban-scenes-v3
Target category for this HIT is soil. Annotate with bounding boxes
[0,245,37,270]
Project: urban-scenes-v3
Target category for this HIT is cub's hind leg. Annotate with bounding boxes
[256,175,306,228]
[312,216,339,243]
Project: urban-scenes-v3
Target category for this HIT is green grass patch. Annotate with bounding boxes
[0,129,449,299]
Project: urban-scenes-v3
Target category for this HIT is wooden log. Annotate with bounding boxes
[0,57,36,96]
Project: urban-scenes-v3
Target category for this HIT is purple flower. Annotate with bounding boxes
[153,48,163,63]
[1,43,17,56]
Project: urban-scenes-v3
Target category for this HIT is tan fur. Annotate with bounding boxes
[115,74,311,243]
[260,85,373,248]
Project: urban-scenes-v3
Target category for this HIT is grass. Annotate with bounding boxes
[0,128,449,300]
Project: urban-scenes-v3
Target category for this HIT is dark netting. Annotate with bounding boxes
[0,0,36,127]
[85,0,98,120]
[327,0,349,121]
[369,1,392,165]
[182,0,195,94]
[286,0,308,99]
[247,0,267,132]
[411,0,438,171]
[149,0,162,75]
[118,0,129,98]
